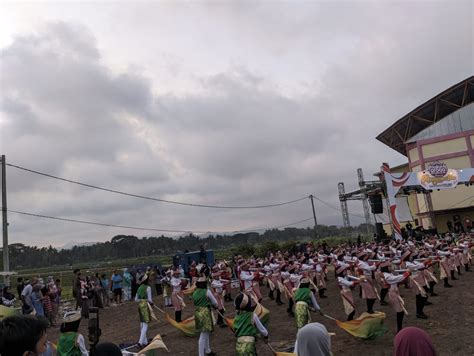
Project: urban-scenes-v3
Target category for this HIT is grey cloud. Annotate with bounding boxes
[1,1,472,246]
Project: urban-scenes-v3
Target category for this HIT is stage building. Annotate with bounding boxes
[376,76,474,234]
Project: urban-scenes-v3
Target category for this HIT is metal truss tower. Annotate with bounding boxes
[338,182,351,228]
[357,168,373,229]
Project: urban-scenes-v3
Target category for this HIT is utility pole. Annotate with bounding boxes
[1,155,9,286]
[309,195,318,238]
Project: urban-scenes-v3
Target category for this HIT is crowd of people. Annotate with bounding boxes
[5,276,64,326]
[132,231,472,355]
[1,231,472,356]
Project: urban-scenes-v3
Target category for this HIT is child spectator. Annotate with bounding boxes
[0,315,49,356]
[41,286,53,326]
[57,310,89,356]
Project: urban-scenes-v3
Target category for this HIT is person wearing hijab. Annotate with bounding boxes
[393,327,437,356]
[294,322,331,356]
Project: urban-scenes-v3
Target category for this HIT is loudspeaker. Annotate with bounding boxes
[370,194,384,214]
[375,222,385,241]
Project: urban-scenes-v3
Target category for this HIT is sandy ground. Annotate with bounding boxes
[47,267,474,356]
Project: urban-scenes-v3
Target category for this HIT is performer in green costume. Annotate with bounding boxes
[233,292,269,356]
[192,265,218,356]
[135,273,154,347]
[57,310,88,356]
[294,277,323,329]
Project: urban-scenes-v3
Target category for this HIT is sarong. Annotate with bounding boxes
[195,306,214,332]
[236,336,256,356]
[295,301,310,329]
[138,300,151,323]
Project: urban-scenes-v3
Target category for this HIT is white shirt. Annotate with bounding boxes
[358,261,376,276]
[211,279,226,293]
[76,334,89,356]
[171,277,182,292]
[206,289,218,307]
[337,276,354,288]
[239,271,254,290]
[253,313,268,336]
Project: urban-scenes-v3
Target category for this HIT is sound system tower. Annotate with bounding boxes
[370,194,384,214]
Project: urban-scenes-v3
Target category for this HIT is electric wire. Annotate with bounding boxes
[6,163,308,209]
[311,194,366,219]
[7,209,315,235]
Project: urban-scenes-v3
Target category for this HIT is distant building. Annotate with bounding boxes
[377,76,474,233]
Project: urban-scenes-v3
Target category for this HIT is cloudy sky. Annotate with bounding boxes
[0,1,472,247]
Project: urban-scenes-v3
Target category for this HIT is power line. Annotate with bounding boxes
[7,163,308,209]
[7,209,315,235]
[311,194,366,219]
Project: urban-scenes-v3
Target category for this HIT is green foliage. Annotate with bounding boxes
[4,224,372,270]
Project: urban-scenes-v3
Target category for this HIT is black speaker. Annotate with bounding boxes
[375,222,385,241]
[370,194,384,214]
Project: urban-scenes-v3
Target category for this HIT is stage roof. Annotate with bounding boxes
[376,76,474,156]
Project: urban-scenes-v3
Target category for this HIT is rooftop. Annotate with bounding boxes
[376,76,474,156]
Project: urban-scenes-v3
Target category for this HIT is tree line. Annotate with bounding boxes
[1,224,373,269]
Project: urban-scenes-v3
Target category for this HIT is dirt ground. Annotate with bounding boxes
[48,268,474,356]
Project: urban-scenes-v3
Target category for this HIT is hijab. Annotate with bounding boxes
[394,327,437,356]
[296,322,331,356]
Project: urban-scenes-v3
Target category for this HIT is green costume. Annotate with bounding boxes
[193,288,214,332]
[57,332,82,356]
[137,284,151,323]
[294,287,312,329]
[234,311,258,356]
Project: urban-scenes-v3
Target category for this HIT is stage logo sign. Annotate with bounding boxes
[418,161,459,190]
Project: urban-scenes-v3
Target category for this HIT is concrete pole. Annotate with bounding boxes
[1,155,10,286]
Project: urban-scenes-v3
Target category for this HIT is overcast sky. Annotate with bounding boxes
[0,1,472,248]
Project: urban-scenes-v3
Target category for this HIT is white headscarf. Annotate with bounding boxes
[295,322,331,356]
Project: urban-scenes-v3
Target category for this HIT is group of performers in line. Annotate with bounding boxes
[134,232,473,356]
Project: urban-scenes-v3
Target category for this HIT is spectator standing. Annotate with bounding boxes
[111,270,123,304]
[1,286,16,307]
[72,270,82,310]
[31,284,45,317]
[21,277,37,314]
[132,268,141,299]
[153,266,163,296]
[41,286,53,325]
[100,274,110,307]
[123,269,133,301]
[393,327,437,356]
[91,273,103,308]
[16,277,25,299]
[53,279,62,323]
[294,322,331,356]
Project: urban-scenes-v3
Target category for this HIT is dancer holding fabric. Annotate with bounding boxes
[135,274,154,347]
[233,292,268,356]
[192,265,218,356]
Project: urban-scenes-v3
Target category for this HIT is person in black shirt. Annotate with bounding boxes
[16,277,25,300]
